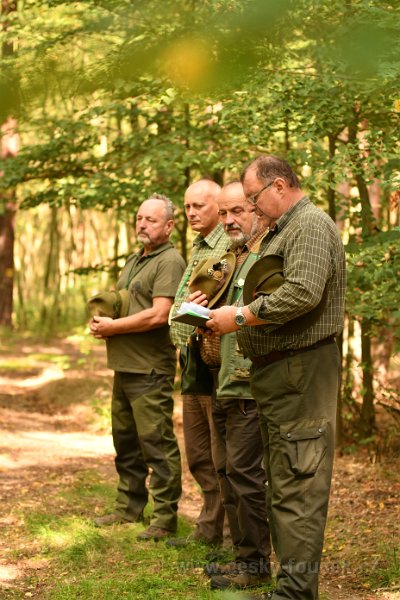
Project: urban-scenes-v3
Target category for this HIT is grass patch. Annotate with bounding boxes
[368,540,400,590]
[4,472,242,599]
[21,513,234,599]
[0,357,38,372]
[11,475,272,600]
[90,393,112,430]
[30,353,72,370]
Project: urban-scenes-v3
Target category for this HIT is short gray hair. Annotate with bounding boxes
[147,193,175,221]
[241,155,300,189]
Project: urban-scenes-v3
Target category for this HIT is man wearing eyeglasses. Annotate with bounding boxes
[206,156,346,600]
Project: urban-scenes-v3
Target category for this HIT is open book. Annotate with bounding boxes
[171,302,211,328]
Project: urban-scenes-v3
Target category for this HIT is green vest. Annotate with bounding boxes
[215,251,257,401]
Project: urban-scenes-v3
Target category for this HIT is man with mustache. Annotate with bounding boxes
[90,194,185,541]
[190,182,271,590]
[207,156,346,599]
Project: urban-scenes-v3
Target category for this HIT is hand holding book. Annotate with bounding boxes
[171,302,211,328]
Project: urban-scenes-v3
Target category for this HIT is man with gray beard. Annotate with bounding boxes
[190,182,271,590]
[90,195,185,541]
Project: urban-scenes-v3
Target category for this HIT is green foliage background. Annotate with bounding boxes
[0,0,399,392]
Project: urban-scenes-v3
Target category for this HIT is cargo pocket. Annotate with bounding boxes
[280,418,327,476]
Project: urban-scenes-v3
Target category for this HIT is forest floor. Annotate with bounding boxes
[0,332,399,600]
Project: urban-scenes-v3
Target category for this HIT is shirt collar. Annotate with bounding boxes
[273,196,310,232]
[138,240,173,258]
[193,223,226,249]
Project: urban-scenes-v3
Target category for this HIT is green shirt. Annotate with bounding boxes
[169,223,229,348]
[106,241,186,374]
[237,197,346,357]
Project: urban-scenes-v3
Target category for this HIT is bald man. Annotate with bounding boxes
[169,179,229,547]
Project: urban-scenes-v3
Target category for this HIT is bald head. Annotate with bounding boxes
[184,179,221,236]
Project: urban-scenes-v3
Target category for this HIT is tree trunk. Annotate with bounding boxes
[360,319,376,436]
[326,130,345,446]
[0,119,19,326]
[327,133,337,222]
[0,0,19,327]
[336,330,344,447]
[41,206,61,334]
[348,106,376,437]
[0,191,16,326]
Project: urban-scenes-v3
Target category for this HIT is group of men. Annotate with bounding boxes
[89,155,346,600]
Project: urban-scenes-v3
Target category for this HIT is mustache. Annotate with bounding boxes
[226,224,242,231]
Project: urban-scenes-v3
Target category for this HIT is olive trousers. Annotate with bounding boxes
[112,371,182,532]
[250,342,340,600]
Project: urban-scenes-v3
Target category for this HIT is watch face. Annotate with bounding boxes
[235,311,246,326]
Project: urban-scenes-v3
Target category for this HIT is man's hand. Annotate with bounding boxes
[188,289,208,306]
[206,305,239,335]
[89,316,114,339]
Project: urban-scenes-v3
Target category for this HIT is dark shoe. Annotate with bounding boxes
[204,560,243,577]
[210,570,272,590]
[137,526,173,541]
[93,513,135,527]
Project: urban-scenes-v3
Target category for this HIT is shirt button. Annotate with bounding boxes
[287,433,291,438]
[318,428,323,433]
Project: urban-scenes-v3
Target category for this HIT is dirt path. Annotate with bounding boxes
[0,337,399,599]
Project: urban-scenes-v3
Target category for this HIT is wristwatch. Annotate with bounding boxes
[234,307,247,327]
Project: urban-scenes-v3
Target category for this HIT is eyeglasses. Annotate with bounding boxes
[246,181,274,205]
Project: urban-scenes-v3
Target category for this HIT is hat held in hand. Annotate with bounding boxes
[243,254,284,305]
[87,289,130,320]
[243,253,328,334]
[189,252,235,308]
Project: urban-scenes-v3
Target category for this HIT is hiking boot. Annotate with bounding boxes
[210,569,272,590]
[137,526,173,541]
[204,560,244,577]
[93,513,137,527]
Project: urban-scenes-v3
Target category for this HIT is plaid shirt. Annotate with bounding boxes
[170,223,229,348]
[237,197,346,357]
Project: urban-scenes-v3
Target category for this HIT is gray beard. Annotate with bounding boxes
[229,233,251,250]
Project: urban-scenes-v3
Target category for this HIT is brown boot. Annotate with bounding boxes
[204,560,244,577]
[210,569,272,590]
[93,513,135,527]
[136,526,173,541]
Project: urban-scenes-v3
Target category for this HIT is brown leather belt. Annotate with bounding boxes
[250,335,336,368]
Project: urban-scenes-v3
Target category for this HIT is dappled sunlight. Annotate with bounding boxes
[0,365,64,390]
[0,563,21,587]
[0,429,114,471]
[27,516,104,552]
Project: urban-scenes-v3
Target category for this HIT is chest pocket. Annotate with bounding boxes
[280,418,327,477]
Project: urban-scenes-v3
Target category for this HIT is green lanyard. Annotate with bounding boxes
[175,269,191,299]
[229,251,258,304]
